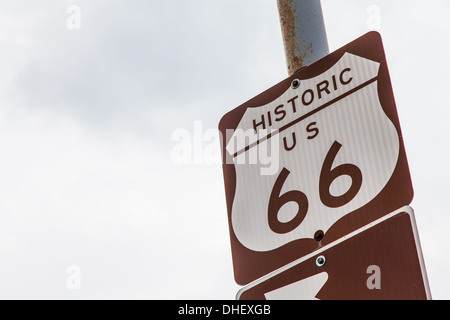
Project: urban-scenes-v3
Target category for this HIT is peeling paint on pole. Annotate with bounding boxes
[277,0,329,76]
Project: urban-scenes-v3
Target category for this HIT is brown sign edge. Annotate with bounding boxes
[219,31,415,286]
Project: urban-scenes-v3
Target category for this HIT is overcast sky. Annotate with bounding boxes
[0,0,448,299]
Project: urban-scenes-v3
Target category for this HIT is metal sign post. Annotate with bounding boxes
[277,0,329,75]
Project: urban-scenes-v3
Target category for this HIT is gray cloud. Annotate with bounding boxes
[0,0,448,299]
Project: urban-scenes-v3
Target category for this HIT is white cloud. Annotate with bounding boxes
[0,103,237,299]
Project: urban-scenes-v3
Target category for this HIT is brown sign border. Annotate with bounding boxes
[219,32,414,286]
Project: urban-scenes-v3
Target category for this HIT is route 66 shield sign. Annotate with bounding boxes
[219,32,414,286]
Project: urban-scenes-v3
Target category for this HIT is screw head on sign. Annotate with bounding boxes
[314,230,324,242]
[291,79,301,89]
[316,256,326,267]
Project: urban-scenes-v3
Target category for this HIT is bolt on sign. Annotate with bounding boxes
[219,32,429,294]
[237,207,431,300]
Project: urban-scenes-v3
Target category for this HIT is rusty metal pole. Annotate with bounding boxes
[277,0,329,76]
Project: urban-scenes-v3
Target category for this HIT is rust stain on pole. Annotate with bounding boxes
[277,0,329,76]
[277,0,304,75]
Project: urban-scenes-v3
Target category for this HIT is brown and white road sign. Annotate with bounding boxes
[237,207,431,300]
[219,32,415,285]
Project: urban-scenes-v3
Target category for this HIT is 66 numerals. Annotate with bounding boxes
[268,141,363,234]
